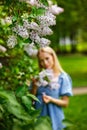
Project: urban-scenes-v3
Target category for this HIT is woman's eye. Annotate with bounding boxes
[46,57,49,60]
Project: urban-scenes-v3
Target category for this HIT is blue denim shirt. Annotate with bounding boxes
[30,72,73,130]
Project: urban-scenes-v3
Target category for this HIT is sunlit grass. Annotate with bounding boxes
[64,94,87,130]
[58,53,87,87]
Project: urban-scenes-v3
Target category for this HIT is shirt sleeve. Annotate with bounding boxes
[59,73,73,96]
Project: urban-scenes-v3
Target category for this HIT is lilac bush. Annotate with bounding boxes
[0,0,64,129]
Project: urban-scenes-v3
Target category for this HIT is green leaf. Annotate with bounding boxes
[43,76,50,82]
[16,85,28,97]
[24,38,32,43]
[30,7,46,17]
[6,0,13,5]
[36,8,46,16]
[28,67,34,73]
[12,16,18,23]
[39,0,48,6]
[34,116,52,130]
[62,119,74,128]
[30,109,41,119]
[27,93,40,103]
[6,102,31,122]
[0,90,32,123]
[21,96,32,110]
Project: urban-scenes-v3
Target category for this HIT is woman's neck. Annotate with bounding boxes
[53,70,61,77]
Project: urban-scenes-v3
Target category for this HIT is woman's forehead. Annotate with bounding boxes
[39,51,51,58]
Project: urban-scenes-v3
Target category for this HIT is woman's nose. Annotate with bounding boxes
[44,60,47,65]
[43,60,48,68]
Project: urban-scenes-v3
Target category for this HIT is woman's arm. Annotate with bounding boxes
[31,85,37,95]
[42,94,69,107]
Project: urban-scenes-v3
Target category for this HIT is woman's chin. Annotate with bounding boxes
[45,67,51,69]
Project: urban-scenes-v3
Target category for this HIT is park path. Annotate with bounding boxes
[73,87,87,95]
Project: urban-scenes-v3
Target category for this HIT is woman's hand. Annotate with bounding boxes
[42,93,69,107]
[42,94,52,103]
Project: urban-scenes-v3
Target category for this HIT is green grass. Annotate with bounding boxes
[64,94,87,130]
[58,53,87,87]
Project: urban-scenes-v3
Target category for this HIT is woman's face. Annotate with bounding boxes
[39,51,54,69]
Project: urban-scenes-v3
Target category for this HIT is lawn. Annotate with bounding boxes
[58,53,87,87]
[64,94,87,130]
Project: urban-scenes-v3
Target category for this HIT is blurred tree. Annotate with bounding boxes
[50,0,87,53]
[79,0,87,41]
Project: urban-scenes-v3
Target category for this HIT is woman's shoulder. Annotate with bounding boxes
[59,72,72,82]
[59,72,70,78]
[59,72,73,96]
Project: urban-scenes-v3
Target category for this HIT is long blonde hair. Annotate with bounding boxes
[37,46,64,73]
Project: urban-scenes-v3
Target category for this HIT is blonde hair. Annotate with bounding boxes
[37,46,64,73]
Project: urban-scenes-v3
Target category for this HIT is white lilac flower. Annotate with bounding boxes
[24,42,38,57]
[4,16,12,25]
[37,11,56,27]
[29,21,39,30]
[23,19,31,29]
[7,35,17,48]
[0,63,3,69]
[42,69,54,80]
[49,5,64,15]
[47,0,53,6]
[19,0,39,6]
[1,17,12,25]
[0,45,7,53]
[29,31,40,43]
[38,26,53,36]
[12,25,29,39]
[49,77,60,89]
[16,25,29,39]
[39,69,54,81]
[27,0,39,6]
[36,69,60,89]
[36,78,48,87]
[23,20,39,30]
[36,69,54,87]
[17,71,25,79]
[39,38,51,47]
[45,11,56,21]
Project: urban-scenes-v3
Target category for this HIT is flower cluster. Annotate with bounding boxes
[0,63,3,69]
[7,35,17,48]
[24,42,38,57]
[1,16,12,25]
[0,45,7,69]
[0,45,7,53]
[36,69,59,89]
[12,24,29,39]
[7,0,64,57]
[19,0,40,6]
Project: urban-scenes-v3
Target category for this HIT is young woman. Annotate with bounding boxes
[30,46,73,130]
